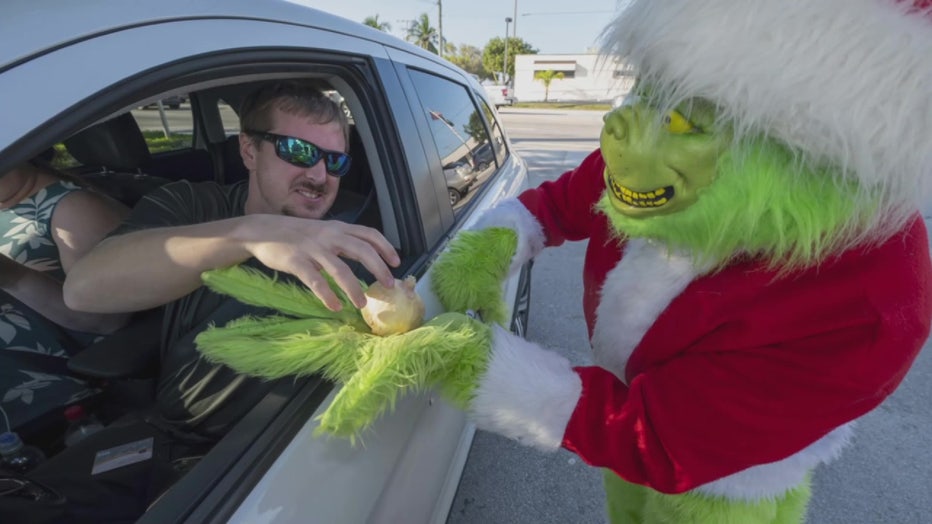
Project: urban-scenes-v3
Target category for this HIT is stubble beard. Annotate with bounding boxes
[282,179,333,219]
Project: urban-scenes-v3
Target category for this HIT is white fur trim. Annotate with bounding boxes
[602,0,932,227]
[471,198,546,276]
[695,421,855,501]
[591,239,703,383]
[470,325,582,451]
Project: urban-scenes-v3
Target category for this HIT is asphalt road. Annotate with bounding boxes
[446,108,932,524]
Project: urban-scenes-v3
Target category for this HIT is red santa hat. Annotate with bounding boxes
[602,0,931,232]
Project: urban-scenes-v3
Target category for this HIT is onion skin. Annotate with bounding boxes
[361,276,426,336]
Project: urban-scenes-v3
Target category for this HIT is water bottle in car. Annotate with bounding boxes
[0,432,46,473]
[63,405,105,447]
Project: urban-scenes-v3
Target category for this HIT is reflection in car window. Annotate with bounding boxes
[408,69,497,214]
[478,99,508,169]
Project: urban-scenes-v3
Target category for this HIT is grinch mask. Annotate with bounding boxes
[597,94,869,272]
[601,97,724,217]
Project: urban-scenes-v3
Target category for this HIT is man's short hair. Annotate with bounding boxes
[239,80,349,148]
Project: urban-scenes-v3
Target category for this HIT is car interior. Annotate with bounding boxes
[0,76,393,521]
[0,50,524,518]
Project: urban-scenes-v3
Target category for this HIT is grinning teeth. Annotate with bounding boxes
[609,177,675,208]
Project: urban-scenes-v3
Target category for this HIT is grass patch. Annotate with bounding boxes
[141,130,192,153]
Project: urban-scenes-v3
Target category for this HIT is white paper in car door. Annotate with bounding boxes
[91,437,154,475]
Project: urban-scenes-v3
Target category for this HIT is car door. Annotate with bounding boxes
[0,6,529,524]
[223,46,530,524]
[1,11,437,522]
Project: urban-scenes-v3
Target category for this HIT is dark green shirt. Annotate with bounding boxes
[110,180,285,438]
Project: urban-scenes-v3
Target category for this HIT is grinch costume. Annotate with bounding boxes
[196,0,932,522]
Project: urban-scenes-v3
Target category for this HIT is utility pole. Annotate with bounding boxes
[437,0,444,57]
[504,17,512,84]
[513,0,518,39]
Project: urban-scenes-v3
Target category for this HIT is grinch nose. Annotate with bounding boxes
[603,110,629,141]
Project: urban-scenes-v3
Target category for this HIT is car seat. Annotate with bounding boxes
[63,113,214,206]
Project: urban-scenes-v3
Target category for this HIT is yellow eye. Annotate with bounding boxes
[663,110,696,134]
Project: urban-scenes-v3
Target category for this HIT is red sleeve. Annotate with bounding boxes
[518,149,607,247]
[562,218,932,494]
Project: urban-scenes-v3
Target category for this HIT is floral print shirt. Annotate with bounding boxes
[0,180,89,355]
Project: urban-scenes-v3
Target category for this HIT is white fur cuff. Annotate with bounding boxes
[471,199,546,276]
[695,422,855,501]
[470,326,582,451]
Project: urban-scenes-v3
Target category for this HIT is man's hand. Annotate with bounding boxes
[239,215,400,311]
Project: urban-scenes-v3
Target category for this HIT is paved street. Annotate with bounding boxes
[447,108,932,524]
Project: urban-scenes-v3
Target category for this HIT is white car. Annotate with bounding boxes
[0,1,531,522]
[482,84,517,109]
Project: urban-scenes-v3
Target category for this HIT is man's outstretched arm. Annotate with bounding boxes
[64,213,399,314]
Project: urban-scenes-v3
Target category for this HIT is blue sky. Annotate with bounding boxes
[308,0,623,55]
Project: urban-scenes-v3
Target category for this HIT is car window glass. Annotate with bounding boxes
[49,96,195,170]
[218,99,240,137]
[129,96,194,154]
[408,69,497,214]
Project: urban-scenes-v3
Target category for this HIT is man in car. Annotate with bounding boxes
[63,80,400,439]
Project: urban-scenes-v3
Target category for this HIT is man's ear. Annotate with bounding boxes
[239,132,257,172]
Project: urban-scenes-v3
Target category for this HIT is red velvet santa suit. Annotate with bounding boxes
[499,148,932,497]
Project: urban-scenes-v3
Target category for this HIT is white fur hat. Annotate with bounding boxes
[602,0,931,221]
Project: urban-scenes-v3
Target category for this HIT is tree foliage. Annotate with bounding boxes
[405,13,439,54]
[444,44,489,79]
[534,70,565,102]
[463,110,490,145]
[482,37,538,83]
[362,15,391,32]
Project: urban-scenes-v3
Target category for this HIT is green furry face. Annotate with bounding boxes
[600,98,725,217]
[597,91,870,270]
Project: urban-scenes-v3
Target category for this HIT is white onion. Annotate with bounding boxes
[360,276,425,336]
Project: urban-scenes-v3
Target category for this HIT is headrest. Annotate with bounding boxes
[64,113,151,172]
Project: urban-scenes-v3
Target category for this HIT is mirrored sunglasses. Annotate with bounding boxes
[247,130,352,177]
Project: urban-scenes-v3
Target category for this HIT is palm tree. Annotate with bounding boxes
[405,13,439,54]
[534,70,565,102]
[362,15,391,32]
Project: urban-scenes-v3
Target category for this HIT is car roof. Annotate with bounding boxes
[2,0,442,72]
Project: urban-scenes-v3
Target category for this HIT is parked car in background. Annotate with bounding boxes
[483,83,516,109]
[141,94,187,109]
[471,141,496,170]
[443,160,478,205]
[0,1,531,522]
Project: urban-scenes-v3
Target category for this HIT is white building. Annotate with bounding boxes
[512,53,634,103]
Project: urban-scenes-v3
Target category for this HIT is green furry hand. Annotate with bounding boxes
[195,265,492,440]
[430,227,518,326]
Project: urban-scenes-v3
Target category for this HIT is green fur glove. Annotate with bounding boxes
[430,227,518,326]
[195,265,491,440]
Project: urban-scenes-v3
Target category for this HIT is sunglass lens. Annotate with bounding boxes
[271,135,350,176]
[325,153,352,177]
[276,137,320,168]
